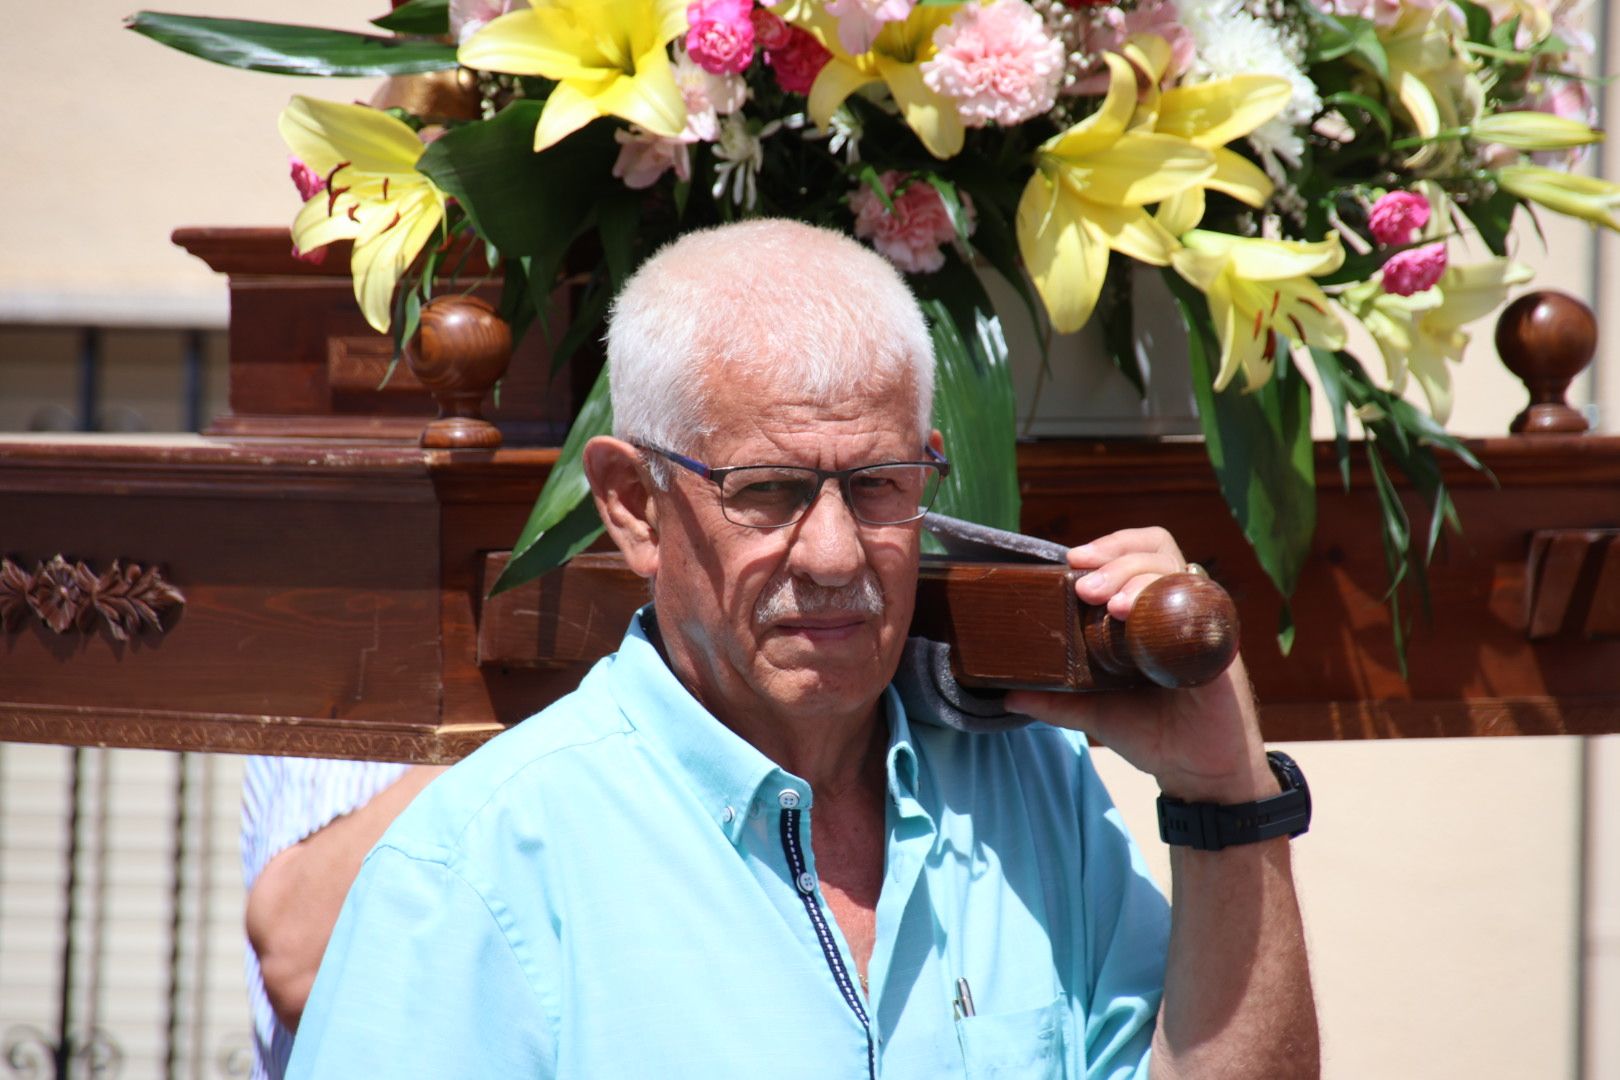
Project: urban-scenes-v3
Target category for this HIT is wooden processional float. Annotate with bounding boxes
[1,230,1617,763]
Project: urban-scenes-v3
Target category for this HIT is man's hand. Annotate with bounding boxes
[1004,527,1274,804]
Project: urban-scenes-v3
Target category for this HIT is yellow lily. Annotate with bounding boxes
[1378,7,1481,171]
[279,95,447,334]
[1016,53,1215,334]
[458,0,687,152]
[1341,258,1532,422]
[1125,36,1291,236]
[1170,230,1346,391]
[1498,163,1620,231]
[1472,111,1604,152]
[799,3,964,159]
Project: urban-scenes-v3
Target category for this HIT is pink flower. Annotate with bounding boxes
[1381,243,1447,296]
[921,0,1063,128]
[825,0,915,54]
[612,128,693,189]
[1368,190,1431,246]
[849,170,975,274]
[750,7,792,51]
[289,157,327,201]
[1066,1,1194,95]
[686,0,756,75]
[450,0,528,43]
[767,27,832,95]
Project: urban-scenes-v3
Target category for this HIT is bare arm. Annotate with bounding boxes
[1007,528,1318,1079]
[245,764,446,1032]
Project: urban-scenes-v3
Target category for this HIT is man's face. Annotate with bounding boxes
[648,366,929,732]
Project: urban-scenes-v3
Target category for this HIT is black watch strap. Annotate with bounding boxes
[1157,750,1311,851]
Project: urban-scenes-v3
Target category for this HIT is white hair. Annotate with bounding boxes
[605,219,935,482]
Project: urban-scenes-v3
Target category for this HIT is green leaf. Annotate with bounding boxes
[1169,272,1315,649]
[370,0,449,36]
[597,190,642,291]
[922,173,973,246]
[418,107,619,290]
[1098,255,1145,397]
[490,363,613,594]
[920,299,1020,536]
[546,277,613,379]
[126,12,458,75]
[1462,185,1520,256]
[1309,347,1353,490]
[1455,0,1494,44]
[1304,8,1388,78]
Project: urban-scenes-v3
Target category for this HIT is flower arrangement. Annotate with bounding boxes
[131,0,1610,655]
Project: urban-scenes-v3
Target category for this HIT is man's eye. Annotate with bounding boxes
[851,474,899,492]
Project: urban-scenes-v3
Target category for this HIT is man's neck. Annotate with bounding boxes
[646,611,889,795]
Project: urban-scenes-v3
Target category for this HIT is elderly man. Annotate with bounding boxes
[286,219,1316,1078]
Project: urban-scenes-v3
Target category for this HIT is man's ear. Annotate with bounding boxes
[928,427,945,456]
[583,436,660,579]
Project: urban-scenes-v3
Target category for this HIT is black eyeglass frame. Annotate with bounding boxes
[635,443,951,529]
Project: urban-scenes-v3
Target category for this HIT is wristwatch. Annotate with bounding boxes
[1156,751,1311,851]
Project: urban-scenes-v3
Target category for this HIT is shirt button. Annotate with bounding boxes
[720,806,735,824]
[796,871,816,894]
[778,789,801,810]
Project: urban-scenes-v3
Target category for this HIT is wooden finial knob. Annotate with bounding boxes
[1496,290,1595,435]
[1082,572,1241,689]
[405,295,512,450]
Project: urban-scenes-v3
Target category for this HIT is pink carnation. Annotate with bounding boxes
[750,7,792,51]
[1368,190,1431,246]
[850,171,975,275]
[922,0,1063,128]
[767,26,832,95]
[1381,243,1447,296]
[686,0,755,75]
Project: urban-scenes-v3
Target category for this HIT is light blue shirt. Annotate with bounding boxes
[288,613,1168,1079]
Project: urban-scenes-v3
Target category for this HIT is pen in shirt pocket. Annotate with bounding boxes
[953,977,976,1020]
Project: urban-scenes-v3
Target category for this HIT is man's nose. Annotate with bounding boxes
[786,479,864,586]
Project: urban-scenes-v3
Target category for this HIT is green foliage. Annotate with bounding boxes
[125,12,457,76]
[1170,272,1316,653]
[489,365,611,595]
[1310,348,1486,672]
[419,108,620,298]
[370,0,449,36]
[919,298,1021,540]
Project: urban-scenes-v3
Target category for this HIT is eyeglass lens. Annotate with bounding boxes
[719,464,942,527]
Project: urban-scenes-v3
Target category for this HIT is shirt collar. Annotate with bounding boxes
[606,609,788,846]
[607,608,928,843]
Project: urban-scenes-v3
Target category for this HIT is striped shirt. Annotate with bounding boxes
[241,756,411,1080]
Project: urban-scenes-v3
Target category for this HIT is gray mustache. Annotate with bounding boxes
[754,574,885,625]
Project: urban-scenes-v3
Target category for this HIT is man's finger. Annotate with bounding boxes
[1074,553,1184,605]
[1067,526,1182,570]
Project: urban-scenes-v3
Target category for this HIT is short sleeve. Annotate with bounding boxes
[1075,748,1169,1080]
[286,845,554,1078]
[240,756,411,890]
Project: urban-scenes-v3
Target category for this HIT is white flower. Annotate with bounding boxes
[712,113,781,209]
[1173,0,1320,168]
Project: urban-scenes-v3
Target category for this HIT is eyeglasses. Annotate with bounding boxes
[637,443,950,529]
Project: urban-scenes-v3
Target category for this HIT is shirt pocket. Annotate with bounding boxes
[954,993,1069,1079]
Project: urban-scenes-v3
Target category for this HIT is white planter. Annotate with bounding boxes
[981,266,1201,438]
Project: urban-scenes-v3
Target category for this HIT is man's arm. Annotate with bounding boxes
[1007,527,1318,1079]
[246,764,445,1031]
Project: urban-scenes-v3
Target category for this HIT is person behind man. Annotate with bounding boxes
[286,219,1317,1078]
[240,757,444,1079]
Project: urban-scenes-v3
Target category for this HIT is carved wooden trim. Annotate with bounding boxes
[0,555,185,640]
